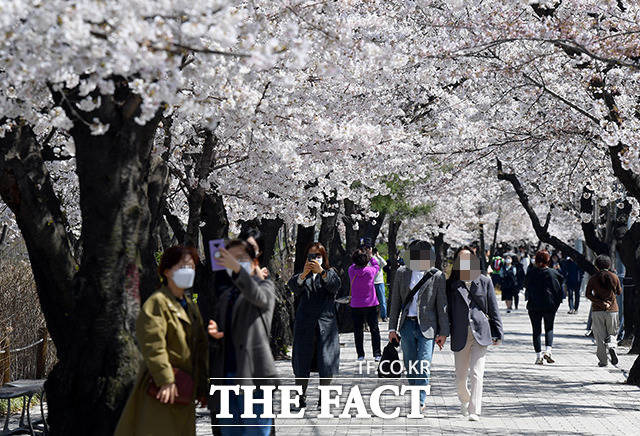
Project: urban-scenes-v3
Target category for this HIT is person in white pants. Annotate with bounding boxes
[455,326,488,416]
[447,247,503,421]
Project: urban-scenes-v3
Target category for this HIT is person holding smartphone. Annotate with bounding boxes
[388,240,448,411]
[206,239,277,435]
[447,247,503,422]
[287,242,341,408]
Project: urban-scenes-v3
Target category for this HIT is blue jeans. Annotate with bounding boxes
[375,283,387,319]
[399,318,435,405]
[219,372,272,436]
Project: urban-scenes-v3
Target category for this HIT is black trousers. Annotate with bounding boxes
[528,310,556,352]
[567,286,580,311]
[352,306,381,358]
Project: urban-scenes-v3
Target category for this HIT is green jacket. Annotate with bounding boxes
[115,286,209,436]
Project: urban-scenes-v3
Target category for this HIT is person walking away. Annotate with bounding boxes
[561,256,583,314]
[514,256,526,310]
[489,255,503,290]
[348,248,381,361]
[388,240,449,410]
[519,247,530,272]
[447,247,503,422]
[525,250,564,365]
[115,246,209,436]
[372,247,389,322]
[288,242,341,408]
[586,255,623,367]
[207,240,278,435]
[500,256,518,313]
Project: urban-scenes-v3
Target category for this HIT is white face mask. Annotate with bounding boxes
[459,259,471,271]
[172,267,195,289]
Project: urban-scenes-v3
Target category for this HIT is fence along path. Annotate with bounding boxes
[0,327,53,384]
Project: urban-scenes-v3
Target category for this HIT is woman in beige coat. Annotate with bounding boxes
[115,245,209,436]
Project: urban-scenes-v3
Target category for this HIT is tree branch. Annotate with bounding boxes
[497,158,596,274]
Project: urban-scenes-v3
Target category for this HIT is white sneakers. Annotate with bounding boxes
[461,402,469,417]
[462,402,480,421]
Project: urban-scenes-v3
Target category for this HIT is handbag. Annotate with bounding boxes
[377,339,402,378]
[465,283,489,319]
[147,368,195,405]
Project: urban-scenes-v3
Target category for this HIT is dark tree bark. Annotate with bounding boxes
[139,155,170,302]
[0,224,7,246]
[579,187,610,256]
[479,223,487,274]
[342,199,361,258]
[164,207,186,244]
[497,159,597,275]
[318,198,339,253]
[256,218,284,275]
[386,217,402,305]
[185,130,218,247]
[293,224,316,274]
[489,215,500,259]
[1,76,164,435]
[434,231,445,271]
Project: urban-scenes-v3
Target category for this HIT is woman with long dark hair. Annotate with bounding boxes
[525,250,564,365]
[288,242,341,408]
[586,255,623,367]
[446,246,502,421]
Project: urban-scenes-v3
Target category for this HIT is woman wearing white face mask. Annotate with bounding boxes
[206,239,278,435]
[116,246,209,436]
[288,242,341,409]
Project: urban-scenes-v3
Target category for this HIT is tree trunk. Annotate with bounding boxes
[489,215,500,259]
[386,218,402,304]
[434,231,445,271]
[1,79,165,435]
[185,130,218,247]
[479,223,487,274]
[293,224,316,274]
[497,159,597,275]
[257,218,284,276]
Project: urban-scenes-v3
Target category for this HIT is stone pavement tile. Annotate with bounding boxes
[197,299,640,435]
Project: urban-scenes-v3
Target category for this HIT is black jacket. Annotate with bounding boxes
[288,269,341,378]
[525,266,564,312]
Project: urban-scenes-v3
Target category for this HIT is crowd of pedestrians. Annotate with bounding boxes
[112,232,631,434]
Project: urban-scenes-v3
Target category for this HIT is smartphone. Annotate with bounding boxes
[209,239,226,271]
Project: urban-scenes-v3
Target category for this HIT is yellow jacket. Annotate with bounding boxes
[115,286,208,436]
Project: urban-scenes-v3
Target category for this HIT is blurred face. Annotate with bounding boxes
[456,250,481,281]
[228,245,252,263]
[308,247,323,265]
[408,248,434,271]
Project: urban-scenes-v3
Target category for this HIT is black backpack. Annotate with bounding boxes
[377,339,402,378]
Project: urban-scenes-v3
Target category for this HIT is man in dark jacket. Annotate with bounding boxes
[560,256,583,314]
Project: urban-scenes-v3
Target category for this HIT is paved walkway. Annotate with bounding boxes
[197,296,640,435]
